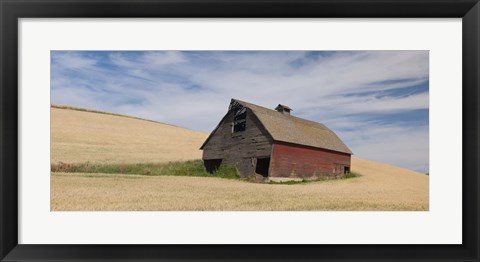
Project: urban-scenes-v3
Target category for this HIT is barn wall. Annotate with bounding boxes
[270,142,351,179]
[202,108,273,177]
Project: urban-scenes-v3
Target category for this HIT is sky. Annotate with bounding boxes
[51,51,429,173]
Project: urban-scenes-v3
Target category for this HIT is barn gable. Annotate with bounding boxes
[201,100,274,176]
[200,99,273,151]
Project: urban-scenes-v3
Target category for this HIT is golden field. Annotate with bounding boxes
[51,106,429,211]
[51,105,208,164]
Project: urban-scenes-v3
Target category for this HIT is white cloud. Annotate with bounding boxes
[51,52,97,69]
[343,124,429,173]
[51,51,429,172]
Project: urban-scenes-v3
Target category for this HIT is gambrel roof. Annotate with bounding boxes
[201,99,352,155]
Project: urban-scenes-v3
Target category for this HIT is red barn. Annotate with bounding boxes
[200,99,352,181]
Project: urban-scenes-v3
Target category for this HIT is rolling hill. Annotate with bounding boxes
[51,105,208,164]
[51,105,429,211]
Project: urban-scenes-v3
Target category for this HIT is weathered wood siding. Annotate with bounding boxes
[202,108,273,177]
[270,142,351,179]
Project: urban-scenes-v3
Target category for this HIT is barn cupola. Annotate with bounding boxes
[275,104,292,115]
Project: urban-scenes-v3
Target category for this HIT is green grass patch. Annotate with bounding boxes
[343,172,361,179]
[52,160,361,184]
[51,160,240,180]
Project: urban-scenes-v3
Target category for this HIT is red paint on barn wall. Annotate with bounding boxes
[269,142,351,178]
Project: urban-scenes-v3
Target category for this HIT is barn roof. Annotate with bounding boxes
[201,99,352,155]
[233,99,352,154]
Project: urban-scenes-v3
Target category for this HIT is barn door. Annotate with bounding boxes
[255,157,270,177]
[204,159,223,173]
[335,164,344,174]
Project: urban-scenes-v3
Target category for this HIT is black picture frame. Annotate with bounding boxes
[1,0,479,261]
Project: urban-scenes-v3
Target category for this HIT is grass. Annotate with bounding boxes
[344,172,362,179]
[50,158,429,211]
[52,160,363,184]
[51,160,241,180]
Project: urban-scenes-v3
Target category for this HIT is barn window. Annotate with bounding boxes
[344,166,350,174]
[233,107,246,133]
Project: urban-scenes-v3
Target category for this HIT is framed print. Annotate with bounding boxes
[1,0,479,261]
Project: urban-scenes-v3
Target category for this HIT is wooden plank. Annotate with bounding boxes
[202,108,273,176]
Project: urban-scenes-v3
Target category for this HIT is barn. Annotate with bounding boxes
[200,99,352,181]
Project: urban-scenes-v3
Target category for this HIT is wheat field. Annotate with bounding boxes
[51,106,429,211]
[51,105,208,164]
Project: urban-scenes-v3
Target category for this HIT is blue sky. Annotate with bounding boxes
[51,51,429,172]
